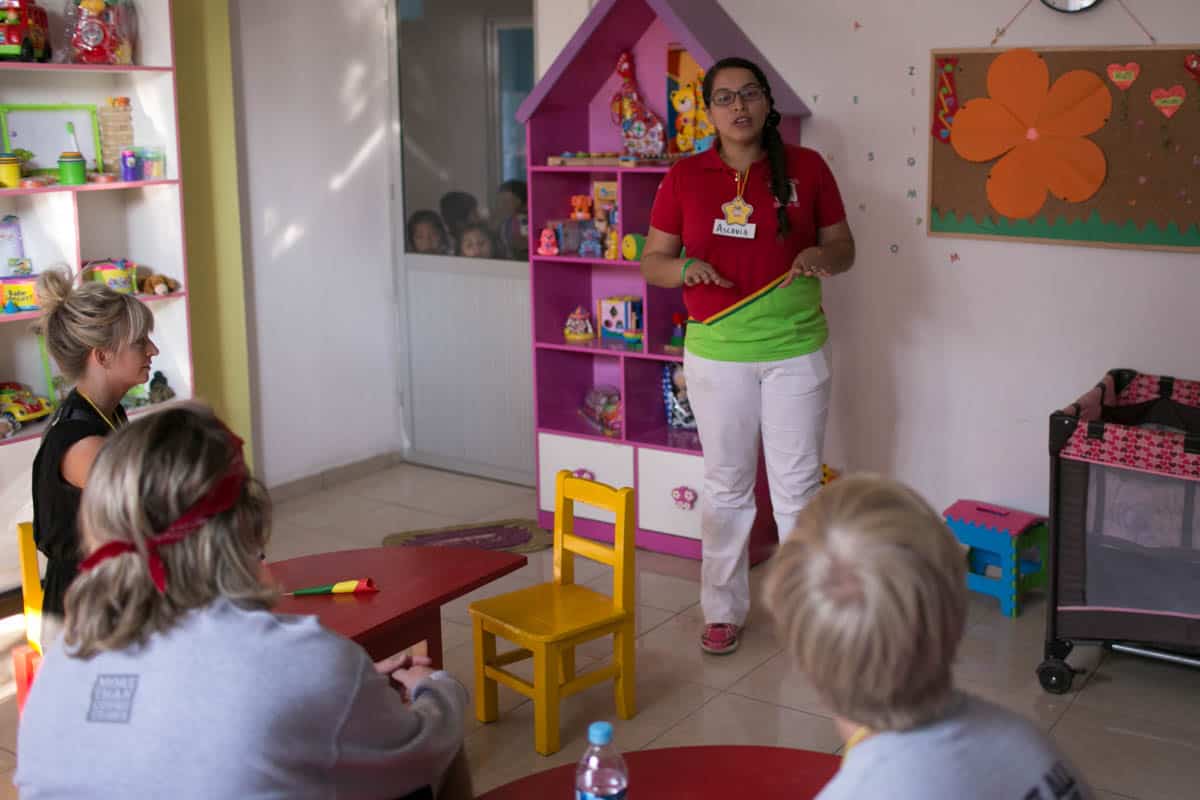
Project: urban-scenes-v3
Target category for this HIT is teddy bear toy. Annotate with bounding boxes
[140,274,180,295]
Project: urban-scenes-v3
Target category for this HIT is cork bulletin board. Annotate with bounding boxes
[928,46,1200,252]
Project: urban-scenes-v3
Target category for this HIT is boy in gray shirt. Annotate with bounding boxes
[763,476,1092,800]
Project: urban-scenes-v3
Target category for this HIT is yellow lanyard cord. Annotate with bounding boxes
[77,390,121,432]
[842,726,871,760]
[734,168,749,202]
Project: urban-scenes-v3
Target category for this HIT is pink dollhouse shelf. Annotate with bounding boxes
[538,423,626,447]
[532,255,640,268]
[536,340,639,357]
[628,347,683,364]
[0,290,187,327]
[530,165,670,174]
[627,425,702,455]
[0,179,180,197]
[0,417,49,448]
[0,63,172,74]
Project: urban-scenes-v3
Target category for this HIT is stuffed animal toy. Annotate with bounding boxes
[140,274,180,295]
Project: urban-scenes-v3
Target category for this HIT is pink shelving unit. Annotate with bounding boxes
[517,0,811,560]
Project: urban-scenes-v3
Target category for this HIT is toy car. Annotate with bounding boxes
[0,0,51,62]
[0,381,52,427]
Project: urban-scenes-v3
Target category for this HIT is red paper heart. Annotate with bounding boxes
[1106,62,1140,90]
[1150,85,1186,119]
[1186,54,1200,80]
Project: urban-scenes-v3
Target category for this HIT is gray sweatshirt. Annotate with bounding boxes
[15,598,467,799]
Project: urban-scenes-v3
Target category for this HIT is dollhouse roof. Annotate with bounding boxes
[516,0,811,122]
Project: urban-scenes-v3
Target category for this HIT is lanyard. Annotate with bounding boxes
[77,390,121,432]
[842,726,871,759]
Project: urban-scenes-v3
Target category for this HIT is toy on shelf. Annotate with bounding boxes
[1,275,38,312]
[148,370,174,404]
[597,295,642,341]
[98,97,133,175]
[139,273,179,296]
[537,227,559,256]
[609,50,665,158]
[667,47,715,155]
[0,382,52,432]
[0,0,51,62]
[580,385,622,437]
[663,312,686,354]
[578,225,603,258]
[604,229,620,260]
[661,364,697,430]
[1,216,31,277]
[569,194,593,221]
[563,305,594,343]
[0,153,22,188]
[546,151,622,167]
[64,0,136,65]
[621,233,645,262]
[84,258,135,294]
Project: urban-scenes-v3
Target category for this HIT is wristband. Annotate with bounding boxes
[681,258,696,283]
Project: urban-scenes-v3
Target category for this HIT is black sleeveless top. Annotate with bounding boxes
[31,390,127,615]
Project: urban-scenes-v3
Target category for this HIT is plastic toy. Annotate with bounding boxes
[536,226,558,256]
[661,364,697,430]
[604,229,620,260]
[66,0,136,65]
[0,416,14,438]
[563,305,594,343]
[0,153,21,188]
[1,215,30,277]
[139,273,179,296]
[621,233,645,261]
[0,382,52,428]
[552,219,587,254]
[0,0,51,62]
[578,225,603,258]
[663,312,686,353]
[821,464,840,485]
[85,258,135,294]
[569,194,593,221]
[609,50,665,158]
[97,96,133,175]
[579,385,622,437]
[597,296,642,341]
[148,370,174,404]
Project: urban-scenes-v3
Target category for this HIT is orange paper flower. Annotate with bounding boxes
[950,49,1112,220]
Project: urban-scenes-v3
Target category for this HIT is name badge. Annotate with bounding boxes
[713,219,757,239]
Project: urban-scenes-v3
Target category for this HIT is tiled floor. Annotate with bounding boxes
[4,463,1199,798]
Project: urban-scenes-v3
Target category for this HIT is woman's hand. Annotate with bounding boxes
[374,651,433,675]
[780,246,831,287]
[684,259,734,288]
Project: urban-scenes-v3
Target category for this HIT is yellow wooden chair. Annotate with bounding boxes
[468,470,636,755]
[17,521,44,654]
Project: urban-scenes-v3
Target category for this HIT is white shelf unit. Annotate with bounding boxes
[0,1,189,592]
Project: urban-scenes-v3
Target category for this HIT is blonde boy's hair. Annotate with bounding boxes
[65,404,275,658]
[763,475,967,732]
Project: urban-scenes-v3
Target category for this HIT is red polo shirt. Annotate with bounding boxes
[650,145,846,324]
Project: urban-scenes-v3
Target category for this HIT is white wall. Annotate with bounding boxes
[534,0,592,79]
[229,0,402,487]
[722,0,1200,514]
[400,0,532,216]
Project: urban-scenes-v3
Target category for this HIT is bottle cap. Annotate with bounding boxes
[587,721,613,746]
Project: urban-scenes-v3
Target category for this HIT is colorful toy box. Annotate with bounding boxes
[1,275,38,312]
[597,295,642,342]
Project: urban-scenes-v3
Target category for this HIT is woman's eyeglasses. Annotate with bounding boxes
[710,85,765,107]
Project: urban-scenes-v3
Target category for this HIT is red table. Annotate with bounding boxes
[477,745,841,799]
[270,546,526,667]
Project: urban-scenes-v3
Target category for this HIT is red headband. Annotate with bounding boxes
[79,431,248,594]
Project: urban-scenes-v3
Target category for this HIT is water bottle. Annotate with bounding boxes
[575,721,628,799]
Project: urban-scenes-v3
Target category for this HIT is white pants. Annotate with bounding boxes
[684,346,831,626]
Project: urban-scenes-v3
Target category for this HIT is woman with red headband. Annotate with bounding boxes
[16,405,472,799]
[642,57,854,655]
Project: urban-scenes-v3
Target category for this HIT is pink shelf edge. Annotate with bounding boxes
[532,255,640,267]
[538,509,702,560]
[0,63,173,73]
[0,179,181,197]
[1,291,187,326]
[531,165,670,174]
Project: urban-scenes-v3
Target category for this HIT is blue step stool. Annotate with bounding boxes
[944,500,1049,617]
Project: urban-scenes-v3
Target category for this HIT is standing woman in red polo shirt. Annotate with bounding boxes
[643,57,854,655]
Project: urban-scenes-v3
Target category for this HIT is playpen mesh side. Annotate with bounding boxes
[1081,461,1200,616]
